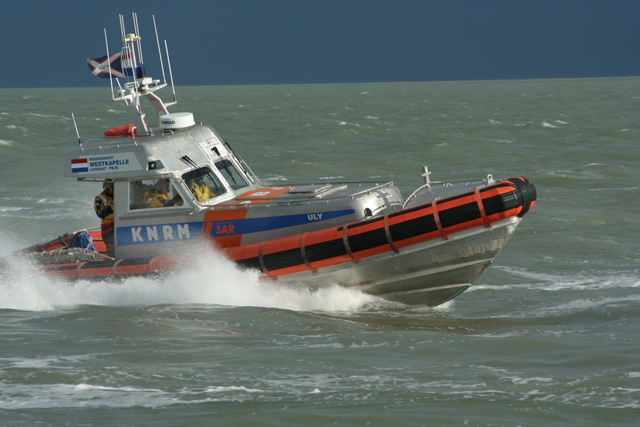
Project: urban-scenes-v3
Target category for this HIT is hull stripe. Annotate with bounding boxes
[35,178,536,280]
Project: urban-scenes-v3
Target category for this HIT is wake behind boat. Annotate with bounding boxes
[2,14,536,306]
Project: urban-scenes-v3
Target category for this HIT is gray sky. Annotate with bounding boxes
[2,0,639,87]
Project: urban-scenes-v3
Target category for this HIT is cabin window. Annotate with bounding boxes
[215,159,247,190]
[181,167,226,202]
[129,178,184,210]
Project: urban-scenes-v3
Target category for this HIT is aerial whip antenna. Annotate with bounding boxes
[132,12,144,64]
[71,112,81,144]
[102,28,117,100]
[153,15,167,85]
[164,39,177,104]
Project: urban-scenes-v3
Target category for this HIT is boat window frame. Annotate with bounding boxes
[215,158,249,191]
[127,177,188,211]
[181,166,227,204]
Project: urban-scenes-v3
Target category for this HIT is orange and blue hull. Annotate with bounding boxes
[16,177,535,306]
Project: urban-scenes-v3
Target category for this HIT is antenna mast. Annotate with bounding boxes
[101,14,176,136]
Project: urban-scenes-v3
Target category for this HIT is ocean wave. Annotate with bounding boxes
[0,249,381,313]
[0,383,177,409]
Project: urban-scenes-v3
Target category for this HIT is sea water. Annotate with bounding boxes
[0,78,638,426]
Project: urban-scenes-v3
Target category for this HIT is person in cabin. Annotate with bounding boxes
[188,177,215,202]
[94,180,115,256]
[149,179,183,207]
[129,181,150,209]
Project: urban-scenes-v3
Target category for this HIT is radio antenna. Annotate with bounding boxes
[164,39,177,104]
[153,15,167,85]
[132,12,144,64]
[71,112,81,144]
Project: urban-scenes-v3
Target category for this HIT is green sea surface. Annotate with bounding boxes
[0,78,638,426]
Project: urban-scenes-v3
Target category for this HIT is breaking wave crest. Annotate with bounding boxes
[0,248,382,313]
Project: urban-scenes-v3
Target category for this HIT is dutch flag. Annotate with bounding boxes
[71,158,89,173]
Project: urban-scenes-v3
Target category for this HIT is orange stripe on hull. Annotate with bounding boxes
[227,178,536,279]
[113,264,150,276]
[77,265,113,278]
[29,178,535,284]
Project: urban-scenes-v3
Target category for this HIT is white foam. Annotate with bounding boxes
[0,383,176,409]
[203,385,263,394]
[540,294,640,315]
[491,266,640,291]
[0,249,382,313]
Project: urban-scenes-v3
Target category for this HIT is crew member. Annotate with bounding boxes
[149,179,183,207]
[94,180,115,256]
[189,177,215,201]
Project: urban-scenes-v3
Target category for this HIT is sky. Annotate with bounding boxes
[2,0,639,88]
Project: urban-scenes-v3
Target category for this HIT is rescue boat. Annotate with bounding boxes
[2,15,536,306]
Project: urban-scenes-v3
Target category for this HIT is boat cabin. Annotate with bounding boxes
[65,113,404,259]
